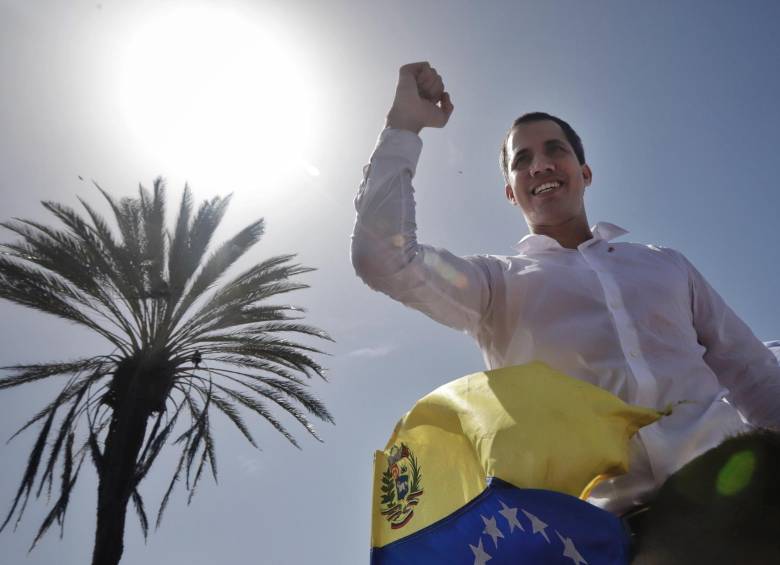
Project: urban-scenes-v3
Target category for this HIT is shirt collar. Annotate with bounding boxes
[514,221,629,254]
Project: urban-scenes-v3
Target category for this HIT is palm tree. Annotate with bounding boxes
[0,179,333,565]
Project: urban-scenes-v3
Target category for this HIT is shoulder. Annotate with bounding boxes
[460,253,543,285]
[466,252,542,272]
[463,253,513,275]
[615,242,694,275]
[648,244,696,274]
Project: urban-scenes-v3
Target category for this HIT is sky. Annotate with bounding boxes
[1,0,779,563]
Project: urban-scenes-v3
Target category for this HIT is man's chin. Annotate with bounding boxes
[530,212,584,229]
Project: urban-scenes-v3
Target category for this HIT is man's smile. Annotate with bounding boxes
[531,180,563,196]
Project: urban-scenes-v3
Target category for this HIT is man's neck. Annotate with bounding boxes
[529,216,593,250]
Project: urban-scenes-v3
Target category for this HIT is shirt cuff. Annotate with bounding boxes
[370,127,424,175]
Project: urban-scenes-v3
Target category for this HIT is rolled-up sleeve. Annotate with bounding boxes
[351,128,495,334]
[677,251,780,429]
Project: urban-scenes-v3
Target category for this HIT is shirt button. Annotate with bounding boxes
[610,300,620,309]
[629,351,639,358]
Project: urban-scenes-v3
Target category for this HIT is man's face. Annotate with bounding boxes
[504,120,592,229]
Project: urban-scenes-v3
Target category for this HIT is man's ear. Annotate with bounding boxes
[505,184,516,205]
[582,164,593,187]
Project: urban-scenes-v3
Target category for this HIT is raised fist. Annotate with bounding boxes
[386,62,454,134]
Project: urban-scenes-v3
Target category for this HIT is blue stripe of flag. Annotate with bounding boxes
[371,478,630,564]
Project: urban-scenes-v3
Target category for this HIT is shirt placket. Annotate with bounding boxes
[580,244,659,408]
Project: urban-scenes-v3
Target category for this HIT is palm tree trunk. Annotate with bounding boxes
[91,376,150,565]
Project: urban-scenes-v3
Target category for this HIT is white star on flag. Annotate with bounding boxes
[481,514,505,548]
[556,531,588,564]
[469,538,492,565]
[498,500,525,533]
[521,509,550,543]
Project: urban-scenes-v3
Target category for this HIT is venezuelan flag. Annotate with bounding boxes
[370,362,662,564]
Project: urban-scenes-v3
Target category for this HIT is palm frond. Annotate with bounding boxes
[196,332,326,354]
[134,402,183,484]
[37,384,90,499]
[208,369,330,441]
[167,193,233,311]
[216,322,333,342]
[94,184,157,332]
[179,391,217,499]
[96,187,143,263]
[166,185,193,304]
[28,444,85,550]
[77,196,145,315]
[130,489,149,541]
[155,445,185,530]
[188,195,232,268]
[186,411,216,505]
[207,356,308,384]
[200,387,258,448]
[87,422,105,475]
[239,373,333,424]
[169,220,264,331]
[170,302,306,350]
[201,337,327,379]
[58,432,76,534]
[33,202,143,343]
[187,254,310,322]
[1,216,103,298]
[138,179,166,286]
[1,366,107,537]
[0,257,129,349]
[0,359,105,392]
[212,383,299,448]
[1,394,61,532]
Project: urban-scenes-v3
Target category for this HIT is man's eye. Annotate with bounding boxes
[513,155,530,168]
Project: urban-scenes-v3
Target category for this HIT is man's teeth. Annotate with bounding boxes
[533,182,560,195]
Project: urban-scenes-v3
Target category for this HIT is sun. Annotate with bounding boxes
[118,4,319,191]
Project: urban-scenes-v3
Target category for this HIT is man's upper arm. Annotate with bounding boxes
[363,245,497,334]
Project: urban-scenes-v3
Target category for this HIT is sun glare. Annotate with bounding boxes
[119,5,318,192]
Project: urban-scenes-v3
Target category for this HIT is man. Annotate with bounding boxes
[351,62,780,517]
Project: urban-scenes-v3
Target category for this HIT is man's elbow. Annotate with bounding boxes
[350,231,412,288]
[350,234,381,287]
[350,240,371,281]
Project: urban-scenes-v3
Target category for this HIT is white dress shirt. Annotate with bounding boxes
[351,128,780,514]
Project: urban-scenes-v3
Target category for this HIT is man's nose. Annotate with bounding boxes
[529,156,555,176]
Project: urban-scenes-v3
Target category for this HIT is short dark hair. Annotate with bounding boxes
[499,112,586,183]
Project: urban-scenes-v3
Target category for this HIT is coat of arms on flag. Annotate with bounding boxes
[369,362,664,564]
[379,443,423,529]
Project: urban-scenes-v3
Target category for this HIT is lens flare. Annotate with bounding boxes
[716,450,756,496]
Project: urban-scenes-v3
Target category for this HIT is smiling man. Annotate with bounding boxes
[351,62,780,526]
[502,116,592,249]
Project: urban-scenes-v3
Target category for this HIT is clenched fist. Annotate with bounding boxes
[385,62,454,134]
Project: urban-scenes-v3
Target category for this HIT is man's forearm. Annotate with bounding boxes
[351,128,423,280]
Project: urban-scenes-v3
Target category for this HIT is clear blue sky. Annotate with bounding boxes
[1,1,779,563]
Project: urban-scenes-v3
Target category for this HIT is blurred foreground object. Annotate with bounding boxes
[632,428,780,565]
